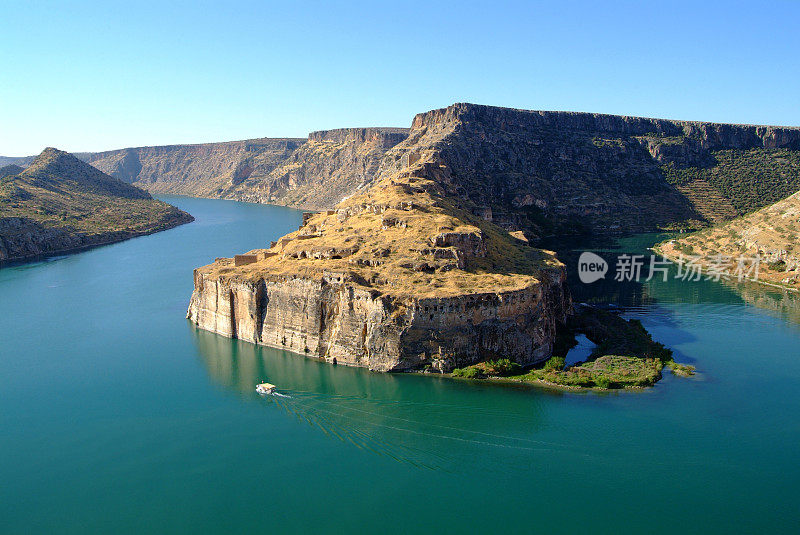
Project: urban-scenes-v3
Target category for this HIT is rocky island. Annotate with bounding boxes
[0,148,193,263]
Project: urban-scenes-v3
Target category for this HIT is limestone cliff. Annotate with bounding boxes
[226,128,409,209]
[0,148,193,263]
[187,149,570,372]
[84,138,305,198]
[375,103,800,239]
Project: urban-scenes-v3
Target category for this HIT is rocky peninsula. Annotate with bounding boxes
[187,147,571,373]
[185,103,793,383]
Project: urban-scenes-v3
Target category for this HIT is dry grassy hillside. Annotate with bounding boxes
[658,190,800,287]
[0,148,192,262]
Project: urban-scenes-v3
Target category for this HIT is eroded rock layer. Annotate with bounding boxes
[80,128,409,209]
[226,128,410,209]
[376,104,800,239]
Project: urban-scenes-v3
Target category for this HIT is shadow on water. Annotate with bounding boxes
[541,233,702,339]
[543,231,800,350]
[189,325,595,472]
[723,279,800,329]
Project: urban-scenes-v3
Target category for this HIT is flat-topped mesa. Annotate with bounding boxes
[187,150,571,373]
[394,103,800,237]
[411,103,800,149]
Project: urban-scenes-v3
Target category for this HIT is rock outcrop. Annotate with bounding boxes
[375,104,800,239]
[188,148,570,372]
[226,128,410,209]
[0,148,193,263]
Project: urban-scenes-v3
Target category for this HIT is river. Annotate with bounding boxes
[1,195,799,534]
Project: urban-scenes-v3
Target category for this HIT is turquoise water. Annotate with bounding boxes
[2,196,799,534]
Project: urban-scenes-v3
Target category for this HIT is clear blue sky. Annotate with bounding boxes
[1,0,798,156]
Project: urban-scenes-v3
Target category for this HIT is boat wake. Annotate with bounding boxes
[255,388,581,472]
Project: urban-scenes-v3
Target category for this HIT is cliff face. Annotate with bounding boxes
[71,129,410,210]
[188,270,568,372]
[187,147,570,372]
[377,104,800,239]
[225,128,409,209]
[0,148,193,263]
[84,138,305,197]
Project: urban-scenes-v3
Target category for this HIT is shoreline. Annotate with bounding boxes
[652,243,800,294]
[420,369,656,393]
[0,214,194,268]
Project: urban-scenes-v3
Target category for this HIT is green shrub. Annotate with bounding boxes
[483,358,521,376]
[767,260,787,271]
[542,355,566,371]
[452,366,483,379]
[594,376,612,389]
[665,360,696,377]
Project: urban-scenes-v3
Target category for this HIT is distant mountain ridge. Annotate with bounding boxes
[84,137,307,199]
[0,148,193,263]
[0,128,411,210]
[0,155,36,168]
[0,164,25,178]
[5,103,800,238]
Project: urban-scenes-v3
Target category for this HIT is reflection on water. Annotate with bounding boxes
[724,279,800,327]
[191,325,579,471]
[192,230,800,472]
[546,232,800,328]
[8,195,800,533]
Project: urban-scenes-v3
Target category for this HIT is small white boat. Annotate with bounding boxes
[256,382,276,395]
